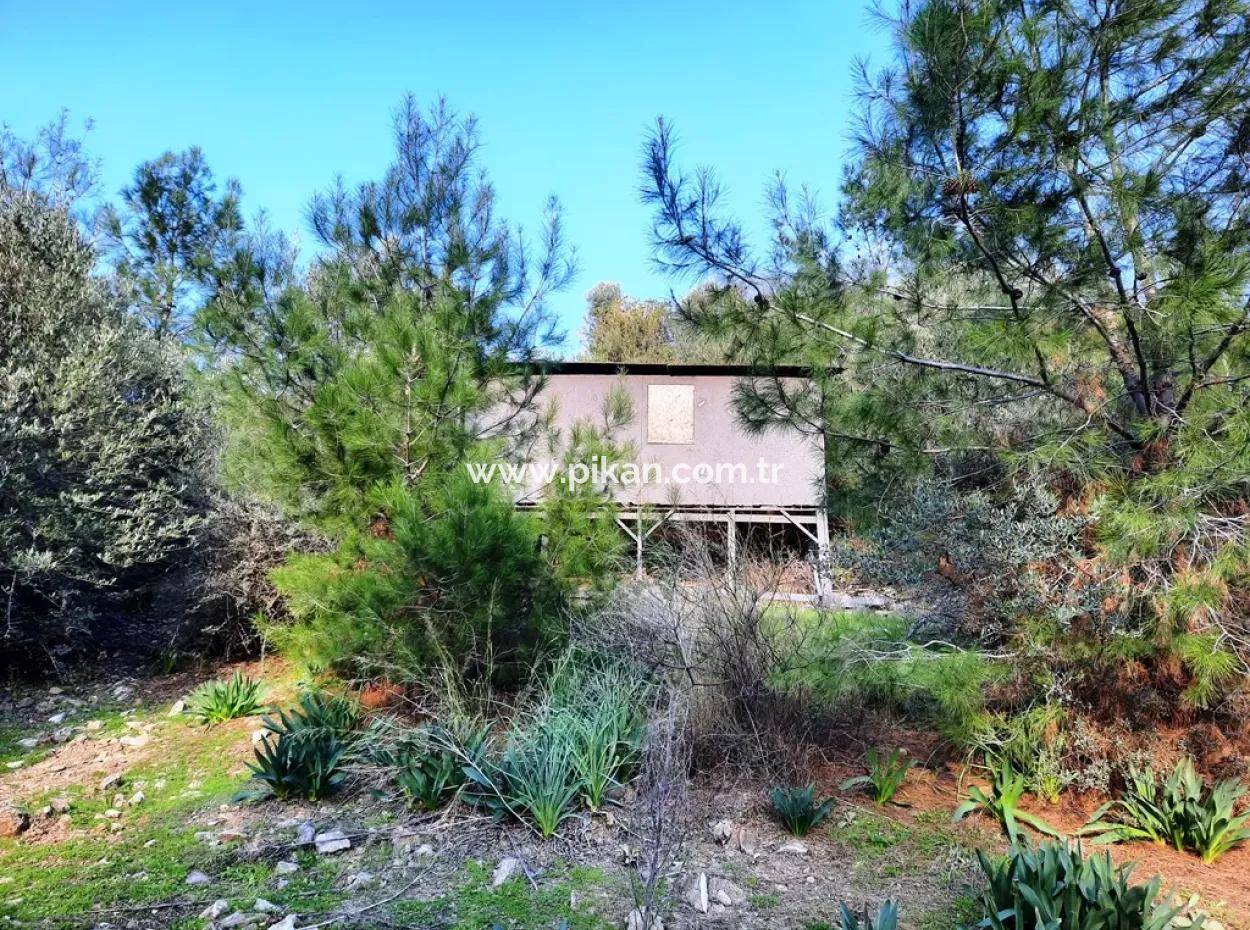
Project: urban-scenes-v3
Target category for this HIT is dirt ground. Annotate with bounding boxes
[2,664,1248,930]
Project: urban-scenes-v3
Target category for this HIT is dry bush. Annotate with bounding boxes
[181,492,330,659]
[626,690,690,929]
[577,527,844,780]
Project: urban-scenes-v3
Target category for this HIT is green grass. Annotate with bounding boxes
[0,709,342,928]
[916,893,983,930]
[750,893,782,910]
[390,861,611,929]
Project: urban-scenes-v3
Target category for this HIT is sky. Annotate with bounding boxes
[1,1,893,353]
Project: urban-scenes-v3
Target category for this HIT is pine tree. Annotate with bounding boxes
[642,0,1250,707]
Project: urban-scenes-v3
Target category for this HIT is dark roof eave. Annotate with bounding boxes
[514,361,830,378]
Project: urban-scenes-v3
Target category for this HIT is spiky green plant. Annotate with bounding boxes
[840,748,912,806]
[244,691,359,801]
[186,671,265,724]
[953,756,1060,845]
[1081,757,1250,863]
[971,839,1187,930]
[394,722,489,811]
[835,900,899,930]
[770,783,834,837]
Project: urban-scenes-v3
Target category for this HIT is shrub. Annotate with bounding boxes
[840,748,911,806]
[1081,757,1250,863]
[953,756,1060,845]
[770,784,834,837]
[0,158,204,667]
[186,671,264,724]
[267,472,564,683]
[245,691,359,801]
[971,839,1185,930]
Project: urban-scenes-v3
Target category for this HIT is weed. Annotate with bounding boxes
[971,839,1184,930]
[840,748,912,805]
[1081,757,1250,863]
[186,671,265,724]
[953,755,1060,845]
[771,783,835,837]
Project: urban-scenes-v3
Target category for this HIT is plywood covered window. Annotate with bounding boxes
[647,384,694,443]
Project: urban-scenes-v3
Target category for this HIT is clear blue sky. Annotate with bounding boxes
[2,0,891,352]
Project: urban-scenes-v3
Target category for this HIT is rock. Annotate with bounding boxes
[626,909,664,930]
[778,840,809,855]
[268,915,298,930]
[196,830,219,846]
[112,793,127,809]
[0,805,30,838]
[50,726,74,743]
[414,843,435,858]
[185,869,211,886]
[274,860,300,875]
[343,872,375,891]
[683,872,709,913]
[251,729,266,743]
[16,737,39,750]
[5,761,22,770]
[119,734,149,749]
[129,791,145,807]
[219,911,267,928]
[100,772,124,792]
[219,830,246,843]
[104,808,122,820]
[296,822,316,845]
[168,700,186,717]
[313,829,350,854]
[253,898,281,914]
[708,878,747,907]
[711,819,734,844]
[85,720,104,731]
[48,712,66,725]
[492,856,521,887]
[199,900,230,920]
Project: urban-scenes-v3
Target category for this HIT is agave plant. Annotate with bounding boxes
[840,748,912,806]
[835,899,899,930]
[186,671,265,724]
[953,755,1060,845]
[395,722,490,811]
[973,839,1188,930]
[1081,757,1250,863]
[245,691,360,801]
[770,783,835,837]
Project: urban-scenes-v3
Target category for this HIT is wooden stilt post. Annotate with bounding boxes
[815,509,831,606]
[727,510,737,579]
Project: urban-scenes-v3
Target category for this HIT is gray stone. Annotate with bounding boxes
[253,899,281,914]
[48,712,66,725]
[709,877,747,906]
[119,734,149,749]
[683,872,709,913]
[491,856,520,888]
[16,737,39,750]
[343,872,374,891]
[778,840,809,855]
[50,726,74,743]
[168,700,186,717]
[274,860,300,875]
[219,912,267,928]
[199,900,229,920]
[296,822,315,845]
[313,829,350,854]
[100,772,124,792]
[267,915,298,930]
[185,870,211,886]
[626,910,664,930]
